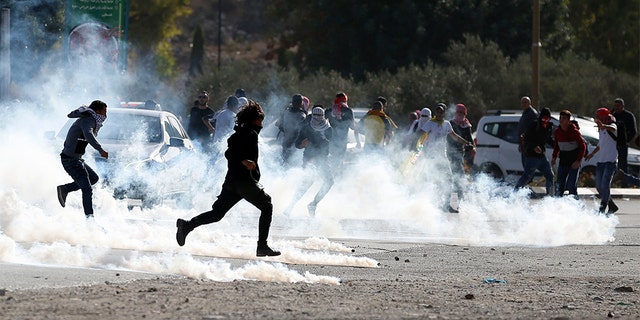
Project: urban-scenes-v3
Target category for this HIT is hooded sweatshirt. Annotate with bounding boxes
[61,107,106,158]
[552,122,586,166]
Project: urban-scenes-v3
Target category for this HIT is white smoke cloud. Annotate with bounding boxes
[0,22,618,285]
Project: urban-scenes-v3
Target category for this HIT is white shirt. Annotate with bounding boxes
[214,109,236,142]
[596,124,618,163]
[421,120,453,155]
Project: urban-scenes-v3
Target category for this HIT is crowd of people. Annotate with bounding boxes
[513,96,638,214]
[56,90,638,256]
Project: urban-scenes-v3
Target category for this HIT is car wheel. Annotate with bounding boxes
[578,166,596,187]
[480,163,504,181]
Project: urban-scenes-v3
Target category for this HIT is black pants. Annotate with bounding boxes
[60,154,99,216]
[191,179,273,243]
[617,145,628,171]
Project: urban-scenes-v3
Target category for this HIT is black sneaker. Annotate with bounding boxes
[176,219,191,247]
[447,206,459,213]
[608,200,619,214]
[256,242,281,257]
[598,202,607,214]
[57,186,67,208]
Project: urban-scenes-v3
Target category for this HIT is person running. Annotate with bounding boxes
[276,94,307,165]
[514,107,555,196]
[176,100,281,257]
[326,92,361,164]
[56,100,109,219]
[551,110,586,197]
[585,107,619,214]
[447,104,475,202]
[283,106,334,216]
[421,104,474,213]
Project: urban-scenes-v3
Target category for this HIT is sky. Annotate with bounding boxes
[0,21,619,285]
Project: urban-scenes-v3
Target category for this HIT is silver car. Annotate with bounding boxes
[56,107,194,207]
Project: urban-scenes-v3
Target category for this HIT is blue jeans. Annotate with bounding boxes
[556,164,579,196]
[515,156,554,195]
[60,155,99,216]
[595,161,616,204]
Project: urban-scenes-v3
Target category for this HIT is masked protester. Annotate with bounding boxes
[57,100,109,219]
[514,107,555,196]
[585,108,619,214]
[275,94,307,165]
[420,103,474,213]
[327,92,361,163]
[283,105,334,217]
[176,100,281,257]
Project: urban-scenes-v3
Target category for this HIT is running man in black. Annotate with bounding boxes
[176,100,280,257]
[57,100,109,218]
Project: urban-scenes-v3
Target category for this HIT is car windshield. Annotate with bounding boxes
[99,114,163,143]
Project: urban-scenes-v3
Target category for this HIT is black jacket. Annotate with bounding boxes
[522,120,553,158]
[224,124,261,182]
[614,109,637,145]
[295,117,332,162]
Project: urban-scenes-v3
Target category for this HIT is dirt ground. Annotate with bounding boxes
[1,241,639,320]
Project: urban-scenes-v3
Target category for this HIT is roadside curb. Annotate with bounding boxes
[531,187,640,199]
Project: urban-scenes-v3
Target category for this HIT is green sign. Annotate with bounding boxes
[65,0,130,71]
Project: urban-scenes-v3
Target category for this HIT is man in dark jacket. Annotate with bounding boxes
[326,92,360,164]
[56,100,109,218]
[282,105,334,216]
[276,94,307,165]
[516,96,539,169]
[515,107,554,196]
[176,100,280,257]
[612,98,637,187]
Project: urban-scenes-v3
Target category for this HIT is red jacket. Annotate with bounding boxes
[553,123,586,166]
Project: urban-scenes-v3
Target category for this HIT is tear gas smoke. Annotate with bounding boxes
[0,36,617,285]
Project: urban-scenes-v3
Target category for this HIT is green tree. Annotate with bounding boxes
[189,24,204,76]
[266,0,571,80]
[128,0,192,79]
[568,0,640,76]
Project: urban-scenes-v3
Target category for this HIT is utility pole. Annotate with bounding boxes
[532,0,541,109]
[217,0,221,69]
